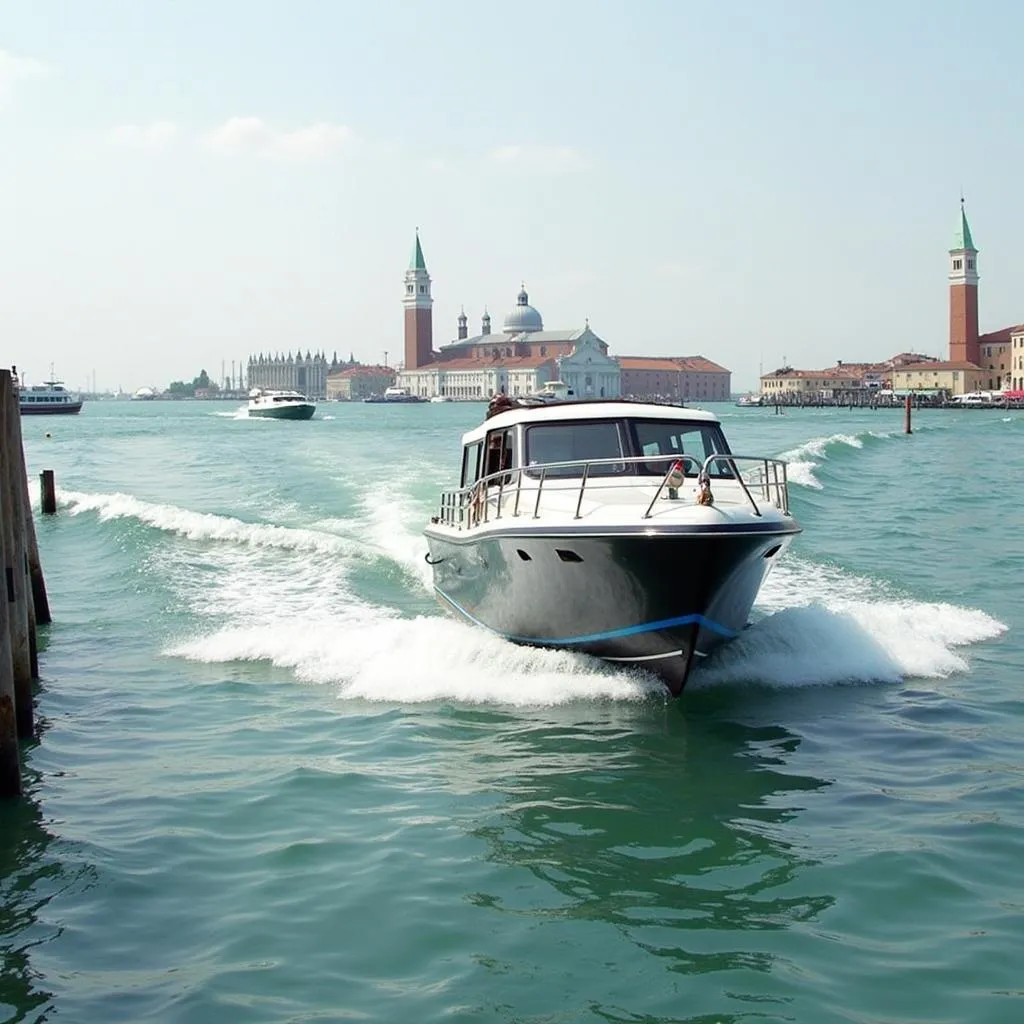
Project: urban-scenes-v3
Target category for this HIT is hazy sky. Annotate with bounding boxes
[3,1,1023,392]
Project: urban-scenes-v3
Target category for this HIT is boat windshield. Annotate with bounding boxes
[523,417,734,479]
[631,418,734,477]
[525,420,630,478]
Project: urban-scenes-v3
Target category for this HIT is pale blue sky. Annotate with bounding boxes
[2,0,1022,392]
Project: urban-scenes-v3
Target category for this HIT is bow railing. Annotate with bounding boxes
[433,452,791,530]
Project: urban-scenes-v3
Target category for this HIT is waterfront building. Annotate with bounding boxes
[946,201,1015,391]
[759,201,1020,399]
[395,235,622,399]
[892,361,985,394]
[326,365,396,401]
[618,357,730,402]
[760,366,867,399]
[1011,327,1024,392]
[393,233,730,401]
[247,351,349,399]
[949,201,980,366]
[404,234,433,371]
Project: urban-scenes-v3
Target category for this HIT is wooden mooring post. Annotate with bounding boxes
[904,394,913,435]
[0,368,51,797]
[39,470,56,516]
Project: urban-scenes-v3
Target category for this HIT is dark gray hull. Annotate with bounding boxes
[248,404,315,420]
[20,402,83,415]
[423,524,799,694]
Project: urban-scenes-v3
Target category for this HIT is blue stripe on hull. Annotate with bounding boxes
[434,586,738,647]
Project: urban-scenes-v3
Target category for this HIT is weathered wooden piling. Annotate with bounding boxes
[904,394,913,435]
[0,367,54,796]
[0,377,34,738]
[39,470,56,516]
[0,449,19,797]
[22,471,50,626]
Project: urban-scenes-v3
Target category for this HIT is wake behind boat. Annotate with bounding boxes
[247,388,316,420]
[423,397,800,695]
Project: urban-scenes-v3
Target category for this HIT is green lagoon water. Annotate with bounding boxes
[1,399,1020,1023]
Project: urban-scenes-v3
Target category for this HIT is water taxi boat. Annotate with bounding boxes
[364,386,428,404]
[247,389,316,420]
[423,399,800,694]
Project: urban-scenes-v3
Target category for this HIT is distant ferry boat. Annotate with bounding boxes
[364,386,428,404]
[19,378,83,415]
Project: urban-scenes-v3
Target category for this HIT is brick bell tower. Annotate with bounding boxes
[404,231,433,370]
[949,199,979,365]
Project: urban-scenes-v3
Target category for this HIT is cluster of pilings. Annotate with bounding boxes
[0,368,51,798]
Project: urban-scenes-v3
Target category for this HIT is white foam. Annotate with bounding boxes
[692,555,1007,688]
[168,614,664,706]
[60,488,360,558]
[357,484,434,589]
[779,432,864,489]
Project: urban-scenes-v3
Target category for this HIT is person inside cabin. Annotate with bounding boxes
[483,432,514,484]
[483,434,501,480]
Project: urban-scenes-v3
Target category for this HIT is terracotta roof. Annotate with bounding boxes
[619,356,730,373]
[619,357,680,372]
[406,355,557,372]
[442,329,585,350]
[821,362,888,375]
[979,324,1024,343]
[761,368,862,379]
[329,365,393,378]
[897,361,981,371]
[887,351,939,365]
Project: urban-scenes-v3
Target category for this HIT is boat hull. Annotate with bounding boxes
[20,402,83,415]
[423,525,797,694]
[248,404,315,420]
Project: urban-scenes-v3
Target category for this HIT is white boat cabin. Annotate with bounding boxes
[458,401,734,488]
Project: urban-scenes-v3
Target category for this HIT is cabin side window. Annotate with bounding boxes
[461,441,483,487]
[630,419,734,478]
[482,429,515,483]
[524,420,628,478]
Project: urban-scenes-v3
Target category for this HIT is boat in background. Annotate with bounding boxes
[364,386,428,404]
[524,380,574,403]
[424,398,800,695]
[19,376,83,415]
[735,393,763,408]
[247,389,316,420]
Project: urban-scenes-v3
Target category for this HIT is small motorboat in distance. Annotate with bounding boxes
[363,385,428,404]
[423,398,801,695]
[247,388,316,420]
[524,380,574,403]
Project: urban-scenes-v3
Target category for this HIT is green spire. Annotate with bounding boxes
[953,199,976,252]
[410,230,427,270]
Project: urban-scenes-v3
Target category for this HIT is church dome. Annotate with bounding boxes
[502,286,544,333]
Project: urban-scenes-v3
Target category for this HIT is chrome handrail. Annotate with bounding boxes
[434,452,792,529]
[641,455,703,519]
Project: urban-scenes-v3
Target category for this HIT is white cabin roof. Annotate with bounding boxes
[461,401,720,445]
